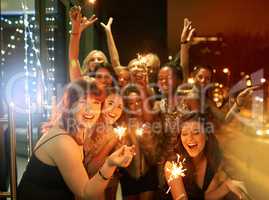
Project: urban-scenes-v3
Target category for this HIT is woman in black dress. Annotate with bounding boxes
[17,80,135,200]
[164,114,245,200]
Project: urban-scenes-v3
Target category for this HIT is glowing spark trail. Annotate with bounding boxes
[166,154,187,194]
[114,126,126,140]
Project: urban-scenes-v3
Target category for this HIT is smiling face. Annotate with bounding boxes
[95,68,113,91]
[85,51,107,72]
[180,121,206,158]
[158,66,177,95]
[117,69,130,88]
[102,93,123,125]
[75,95,102,129]
[126,91,142,116]
[194,68,212,88]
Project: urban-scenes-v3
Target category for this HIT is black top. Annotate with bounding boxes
[17,133,74,200]
[183,163,215,200]
[163,163,215,200]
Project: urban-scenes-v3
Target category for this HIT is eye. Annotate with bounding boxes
[193,129,200,134]
[198,75,203,80]
[94,101,100,105]
[181,132,188,137]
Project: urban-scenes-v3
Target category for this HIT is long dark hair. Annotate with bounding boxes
[176,114,222,187]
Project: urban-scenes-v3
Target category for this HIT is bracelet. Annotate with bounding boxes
[175,193,186,200]
[235,98,243,108]
[98,170,109,181]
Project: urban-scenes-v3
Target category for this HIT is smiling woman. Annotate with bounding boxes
[17,80,135,200]
[164,114,247,200]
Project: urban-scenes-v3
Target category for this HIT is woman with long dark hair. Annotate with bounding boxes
[164,114,246,200]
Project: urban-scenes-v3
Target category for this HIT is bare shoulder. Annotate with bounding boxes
[44,128,80,155]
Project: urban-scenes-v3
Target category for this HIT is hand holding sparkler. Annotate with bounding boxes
[107,145,135,168]
[165,154,187,194]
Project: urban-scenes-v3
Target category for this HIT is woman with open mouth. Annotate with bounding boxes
[164,114,247,200]
[83,88,125,200]
[17,80,135,200]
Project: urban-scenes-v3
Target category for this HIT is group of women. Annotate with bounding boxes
[17,6,254,200]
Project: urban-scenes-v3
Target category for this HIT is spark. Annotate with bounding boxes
[136,128,143,136]
[165,154,187,194]
[114,126,126,140]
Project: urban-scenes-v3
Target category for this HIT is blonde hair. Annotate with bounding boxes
[127,58,147,73]
[145,53,160,72]
[82,50,108,71]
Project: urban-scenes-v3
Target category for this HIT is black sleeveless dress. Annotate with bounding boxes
[17,133,74,200]
[183,164,215,200]
[163,164,215,200]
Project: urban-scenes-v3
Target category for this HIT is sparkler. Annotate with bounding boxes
[136,128,143,136]
[165,154,187,194]
[113,126,126,140]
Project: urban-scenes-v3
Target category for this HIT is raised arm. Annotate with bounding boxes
[69,6,97,81]
[101,17,121,68]
[180,18,195,83]
[225,85,260,121]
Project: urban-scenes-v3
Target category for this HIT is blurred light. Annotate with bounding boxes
[255,96,264,103]
[214,83,219,87]
[213,69,217,73]
[266,129,269,135]
[245,75,250,79]
[188,78,195,84]
[246,80,252,87]
[213,97,219,102]
[219,84,223,88]
[260,78,266,83]
[88,0,96,4]
[168,56,173,61]
[256,129,263,136]
[223,68,229,74]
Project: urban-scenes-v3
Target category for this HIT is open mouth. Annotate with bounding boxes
[83,113,95,120]
[108,112,116,118]
[187,143,198,149]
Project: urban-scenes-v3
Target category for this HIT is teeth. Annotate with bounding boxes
[83,114,94,119]
[108,112,116,118]
[188,144,197,148]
